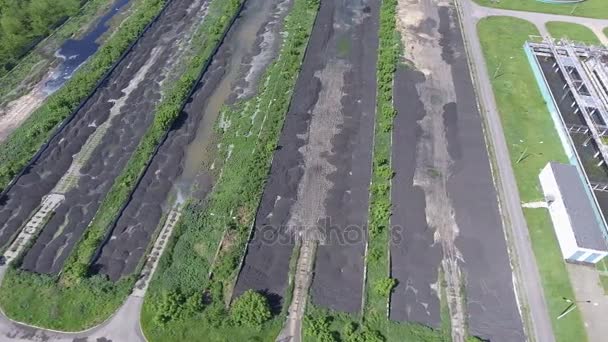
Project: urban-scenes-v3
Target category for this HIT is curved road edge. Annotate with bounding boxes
[454,1,555,341]
[0,265,147,341]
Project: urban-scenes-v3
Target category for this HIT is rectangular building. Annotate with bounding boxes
[540,162,608,264]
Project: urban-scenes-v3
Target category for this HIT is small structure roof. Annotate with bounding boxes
[549,162,608,251]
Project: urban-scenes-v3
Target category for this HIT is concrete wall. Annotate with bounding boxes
[540,164,579,258]
[540,163,608,264]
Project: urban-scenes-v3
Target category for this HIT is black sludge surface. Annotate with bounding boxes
[439,7,524,341]
[312,0,378,313]
[19,0,211,275]
[234,0,379,314]
[92,0,289,281]
[389,65,442,327]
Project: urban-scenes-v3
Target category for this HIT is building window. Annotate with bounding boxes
[584,253,600,263]
[569,250,585,261]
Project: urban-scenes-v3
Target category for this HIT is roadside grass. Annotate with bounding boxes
[477,16,586,342]
[604,27,608,40]
[600,274,608,295]
[0,268,132,330]
[0,0,168,193]
[0,0,119,105]
[0,0,245,331]
[545,21,601,45]
[140,1,319,341]
[472,0,608,19]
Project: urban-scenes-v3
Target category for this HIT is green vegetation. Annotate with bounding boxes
[604,27,608,40]
[230,290,272,329]
[477,16,586,342]
[599,274,608,295]
[140,0,318,341]
[0,0,166,193]
[0,0,246,331]
[373,278,397,298]
[546,21,601,45]
[303,305,445,342]
[0,0,80,75]
[473,0,608,19]
[0,267,132,330]
[0,0,118,104]
[365,0,398,322]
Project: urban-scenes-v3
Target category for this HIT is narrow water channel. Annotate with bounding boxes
[175,0,290,201]
[44,0,132,93]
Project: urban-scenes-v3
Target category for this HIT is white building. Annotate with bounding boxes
[539,162,608,264]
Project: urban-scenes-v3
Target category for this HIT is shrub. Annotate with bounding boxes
[373,277,397,298]
[230,290,272,329]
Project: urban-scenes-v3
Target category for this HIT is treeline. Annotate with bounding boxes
[0,0,81,75]
[0,0,165,193]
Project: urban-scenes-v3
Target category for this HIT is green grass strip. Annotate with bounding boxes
[477,16,587,342]
[546,21,601,45]
[140,1,319,341]
[0,0,166,192]
[473,0,608,19]
[365,0,398,321]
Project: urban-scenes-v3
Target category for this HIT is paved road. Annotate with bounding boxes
[455,1,562,341]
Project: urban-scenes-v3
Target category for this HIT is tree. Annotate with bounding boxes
[230,290,271,328]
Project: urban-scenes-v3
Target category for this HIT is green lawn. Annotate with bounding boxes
[473,0,608,19]
[477,16,587,342]
[546,21,601,45]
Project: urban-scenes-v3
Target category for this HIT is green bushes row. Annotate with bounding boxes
[0,0,166,192]
[141,0,319,340]
[62,0,245,282]
[365,0,399,319]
